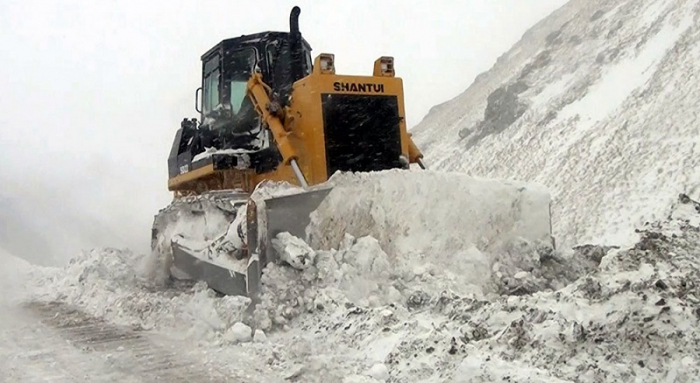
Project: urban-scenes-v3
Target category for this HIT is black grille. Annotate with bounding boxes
[321,94,403,176]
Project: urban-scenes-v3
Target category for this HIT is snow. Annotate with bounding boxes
[642,0,671,25]
[530,73,574,108]
[556,8,693,131]
[411,0,700,250]
[225,322,253,344]
[192,147,257,163]
[308,169,553,266]
[367,363,389,381]
[14,178,700,382]
[253,329,268,343]
[148,181,307,280]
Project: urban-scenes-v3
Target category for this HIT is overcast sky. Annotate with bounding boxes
[0,0,567,264]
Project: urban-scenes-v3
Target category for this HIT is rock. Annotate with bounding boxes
[406,290,430,310]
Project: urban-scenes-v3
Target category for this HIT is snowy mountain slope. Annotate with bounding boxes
[411,0,700,249]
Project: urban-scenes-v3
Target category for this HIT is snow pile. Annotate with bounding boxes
[251,193,700,382]
[248,170,570,334]
[245,168,601,368]
[411,0,700,250]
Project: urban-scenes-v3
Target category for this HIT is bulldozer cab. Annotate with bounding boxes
[167,5,424,194]
[198,32,314,120]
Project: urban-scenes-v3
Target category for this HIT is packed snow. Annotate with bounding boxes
[148,179,311,279]
[148,193,248,280]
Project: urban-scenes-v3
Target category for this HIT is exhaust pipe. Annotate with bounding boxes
[289,6,304,82]
[290,6,300,33]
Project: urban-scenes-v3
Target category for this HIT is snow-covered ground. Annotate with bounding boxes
[10,185,700,382]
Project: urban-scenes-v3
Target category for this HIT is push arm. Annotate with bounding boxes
[407,134,427,169]
[246,73,309,187]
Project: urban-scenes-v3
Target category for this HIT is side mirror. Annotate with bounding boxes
[195,87,203,114]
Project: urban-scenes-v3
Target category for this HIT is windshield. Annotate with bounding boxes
[229,81,247,114]
[224,48,256,115]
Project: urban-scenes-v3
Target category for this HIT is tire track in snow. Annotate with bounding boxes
[1,300,231,382]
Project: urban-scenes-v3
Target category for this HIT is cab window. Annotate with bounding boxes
[202,55,220,114]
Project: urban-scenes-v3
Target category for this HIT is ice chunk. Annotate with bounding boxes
[253,329,268,343]
[271,232,316,270]
[367,363,390,381]
[224,322,252,344]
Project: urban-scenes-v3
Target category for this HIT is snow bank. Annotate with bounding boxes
[252,194,700,382]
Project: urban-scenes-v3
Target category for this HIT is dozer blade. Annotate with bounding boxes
[247,187,333,268]
[171,242,251,296]
[168,187,333,298]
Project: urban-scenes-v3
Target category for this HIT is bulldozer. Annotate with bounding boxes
[151,6,553,301]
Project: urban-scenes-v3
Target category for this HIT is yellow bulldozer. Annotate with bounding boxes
[151,6,553,300]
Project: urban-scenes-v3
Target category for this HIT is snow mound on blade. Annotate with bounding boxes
[250,179,307,201]
[308,169,552,256]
